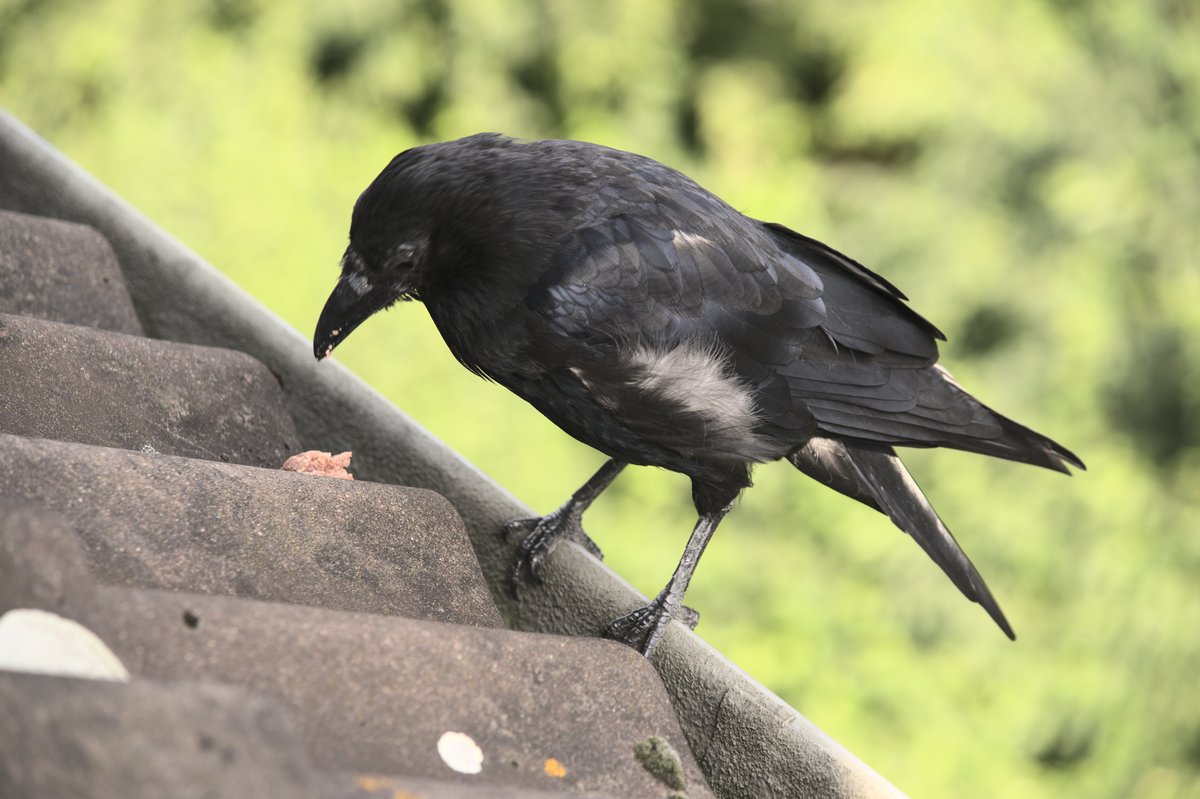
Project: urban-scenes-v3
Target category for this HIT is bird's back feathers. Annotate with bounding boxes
[516,157,1082,475]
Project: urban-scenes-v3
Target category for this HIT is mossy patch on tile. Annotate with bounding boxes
[634,735,686,791]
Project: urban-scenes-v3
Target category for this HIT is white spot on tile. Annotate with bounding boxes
[0,608,129,682]
[437,731,483,774]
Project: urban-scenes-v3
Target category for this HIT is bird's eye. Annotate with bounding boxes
[390,243,418,271]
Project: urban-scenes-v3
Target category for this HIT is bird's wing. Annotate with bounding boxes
[523,206,824,462]
[529,210,826,349]
[528,209,1081,471]
[763,223,1082,471]
[526,206,944,436]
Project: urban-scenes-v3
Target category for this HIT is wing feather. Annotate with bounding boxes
[525,196,1079,474]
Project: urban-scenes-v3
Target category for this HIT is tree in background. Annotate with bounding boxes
[3,1,1198,796]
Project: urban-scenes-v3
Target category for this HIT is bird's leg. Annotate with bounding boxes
[504,459,626,596]
[603,502,733,657]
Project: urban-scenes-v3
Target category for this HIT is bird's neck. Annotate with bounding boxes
[419,257,539,379]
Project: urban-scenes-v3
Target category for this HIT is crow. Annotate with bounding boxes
[313,133,1083,656]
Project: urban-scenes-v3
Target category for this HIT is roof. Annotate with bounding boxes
[0,109,905,798]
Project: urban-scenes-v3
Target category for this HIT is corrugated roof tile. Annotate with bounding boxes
[0,312,301,467]
[0,440,503,627]
[0,209,142,335]
[0,672,320,799]
[1,505,713,798]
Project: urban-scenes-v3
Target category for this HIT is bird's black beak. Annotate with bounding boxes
[313,273,395,360]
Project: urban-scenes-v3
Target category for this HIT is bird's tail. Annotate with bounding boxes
[804,377,1087,478]
[790,439,1015,639]
[971,408,1085,475]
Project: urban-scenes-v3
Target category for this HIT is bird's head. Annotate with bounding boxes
[314,133,532,360]
[312,236,431,361]
[313,154,439,360]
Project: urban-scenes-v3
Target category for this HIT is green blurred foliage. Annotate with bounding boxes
[3,0,1199,795]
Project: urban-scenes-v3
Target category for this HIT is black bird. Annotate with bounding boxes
[314,133,1083,656]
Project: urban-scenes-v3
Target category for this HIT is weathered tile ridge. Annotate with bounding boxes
[0,207,718,798]
[0,207,142,334]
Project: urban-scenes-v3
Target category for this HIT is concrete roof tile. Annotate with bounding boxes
[315,772,626,798]
[92,587,712,796]
[0,672,320,799]
[0,209,142,335]
[0,509,713,799]
[0,448,503,627]
[0,312,301,467]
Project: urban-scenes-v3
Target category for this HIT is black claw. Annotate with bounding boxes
[603,593,679,656]
[503,507,604,598]
[500,517,538,539]
[503,516,541,597]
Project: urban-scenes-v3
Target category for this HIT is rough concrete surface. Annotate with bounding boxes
[0,512,713,799]
[0,442,503,627]
[0,672,319,799]
[0,312,301,467]
[85,586,713,798]
[0,208,143,334]
[316,771,626,798]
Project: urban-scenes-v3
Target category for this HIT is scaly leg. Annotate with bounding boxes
[504,459,626,596]
[603,502,732,657]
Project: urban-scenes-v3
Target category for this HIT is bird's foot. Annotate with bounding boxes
[503,504,603,597]
[603,592,699,656]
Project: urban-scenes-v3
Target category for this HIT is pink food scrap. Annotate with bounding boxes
[281,450,354,480]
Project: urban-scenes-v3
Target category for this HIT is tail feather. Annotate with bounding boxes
[929,366,1085,474]
[988,413,1085,475]
[796,360,1087,476]
[790,439,1015,639]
